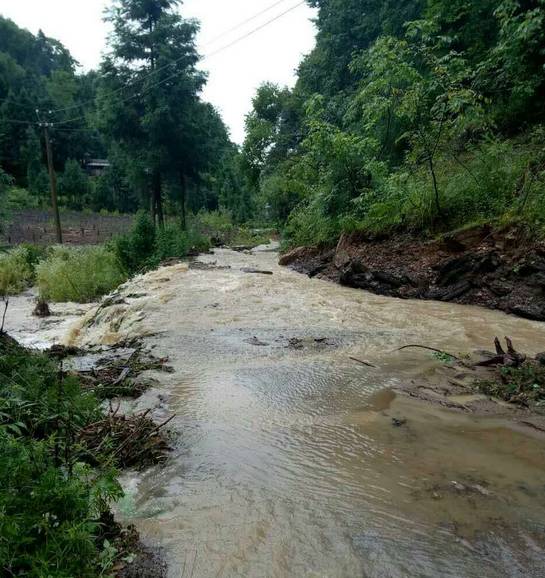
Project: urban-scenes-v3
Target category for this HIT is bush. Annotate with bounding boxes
[0,336,122,577]
[0,433,113,578]
[113,211,157,274]
[59,159,91,211]
[114,212,212,274]
[283,199,343,249]
[155,222,210,262]
[0,246,36,296]
[36,246,126,303]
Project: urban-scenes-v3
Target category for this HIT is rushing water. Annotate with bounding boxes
[10,245,545,577]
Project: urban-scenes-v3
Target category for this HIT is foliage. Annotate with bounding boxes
[97,0,232,225]
[113,211,158,274]
[114,210,211,274]
[59,159,91,211]
[0,336,123,577]
[0,246,36,296]
[238,0,545,248]
[477,362,545,406]
[191,210,271,247]
[154,222,210,262]
[36,246,126,303]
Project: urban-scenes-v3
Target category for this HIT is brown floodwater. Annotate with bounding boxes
[12,245,545,577]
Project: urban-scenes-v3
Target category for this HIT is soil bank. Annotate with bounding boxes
[280,225,545,321]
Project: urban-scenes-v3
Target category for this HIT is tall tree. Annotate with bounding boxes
[98,0,204,226]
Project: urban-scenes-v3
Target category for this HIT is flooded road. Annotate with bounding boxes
[13,245,545,577]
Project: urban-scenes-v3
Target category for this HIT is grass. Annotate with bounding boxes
[477,362,545,407]
[36,246,127,303]
[0,245,41,296]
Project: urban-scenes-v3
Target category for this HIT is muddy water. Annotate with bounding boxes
[26,245,545,576]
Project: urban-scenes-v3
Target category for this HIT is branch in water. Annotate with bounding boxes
[396,344,461,361]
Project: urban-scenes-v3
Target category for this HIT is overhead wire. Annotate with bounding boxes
[0,0,307,129]
[37,0,297,117]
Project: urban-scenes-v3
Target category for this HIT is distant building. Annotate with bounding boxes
[84,158,110,177]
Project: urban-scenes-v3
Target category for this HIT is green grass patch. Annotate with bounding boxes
[477,362,545,407]
[36,246,127,303]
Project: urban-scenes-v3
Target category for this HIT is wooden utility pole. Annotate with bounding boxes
[40,120,63,244]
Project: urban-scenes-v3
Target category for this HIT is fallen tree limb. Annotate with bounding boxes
[349,356,377,368]
[395,344,461,361]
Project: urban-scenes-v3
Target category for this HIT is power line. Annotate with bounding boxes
[42,0,298,117]
[1,0,307,128]
[201,0,291,47]
[50,1,306,127]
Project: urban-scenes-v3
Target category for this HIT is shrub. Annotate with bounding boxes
[0,336,122,577]
[0,246,36,296]
[113,211,157,274]
[36,246,126,303]
[155,222,210,262]
[114,212,212,274]
[283,199,343,249]
[5,187,40,210]
[0,433,112,578]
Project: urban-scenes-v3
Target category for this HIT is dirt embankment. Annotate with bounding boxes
[280,226,545,321]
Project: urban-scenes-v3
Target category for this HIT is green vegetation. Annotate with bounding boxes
[0,336,123,577]
[236,0,545,248]
[36,246,127,303]
[0,0,236,218]
[0,246,34,295]
[478,362,545,407]
[192,211,273,248]
[113,211,208,274]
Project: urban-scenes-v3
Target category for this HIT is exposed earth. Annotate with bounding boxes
[280,225,545,322]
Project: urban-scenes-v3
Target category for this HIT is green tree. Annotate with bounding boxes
[98,0,204,227]
[59,159,90,210]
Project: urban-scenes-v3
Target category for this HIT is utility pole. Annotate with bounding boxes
[37,111,63,244]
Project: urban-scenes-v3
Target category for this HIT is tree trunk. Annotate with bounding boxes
[180,171,187,231]
[149,190,156,226]
[428,154,441,218]
[153,170,164,228]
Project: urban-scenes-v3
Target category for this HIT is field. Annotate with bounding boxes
[1,208,134,246]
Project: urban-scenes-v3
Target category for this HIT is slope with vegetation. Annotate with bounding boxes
[237,0,545,247]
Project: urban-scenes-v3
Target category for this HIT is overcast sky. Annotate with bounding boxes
[0,0,316,143]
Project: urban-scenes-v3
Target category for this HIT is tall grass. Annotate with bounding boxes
[36,246,126,303]
[0,246,37,296]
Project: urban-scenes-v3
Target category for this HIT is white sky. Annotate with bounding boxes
[0,0,316,143]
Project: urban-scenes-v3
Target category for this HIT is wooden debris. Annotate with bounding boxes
[78,408,174,470]
[349,356,377,368]
[396,344,461,361]
[474,336,526,367]
[241,267,273,275]
[75,347,174,399]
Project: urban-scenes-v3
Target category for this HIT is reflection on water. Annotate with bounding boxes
[68,246,545,576]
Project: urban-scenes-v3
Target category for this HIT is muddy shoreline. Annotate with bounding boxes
[280,225,545,322]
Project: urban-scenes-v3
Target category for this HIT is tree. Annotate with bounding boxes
[59,160,90,210]
[98,0,204,227]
